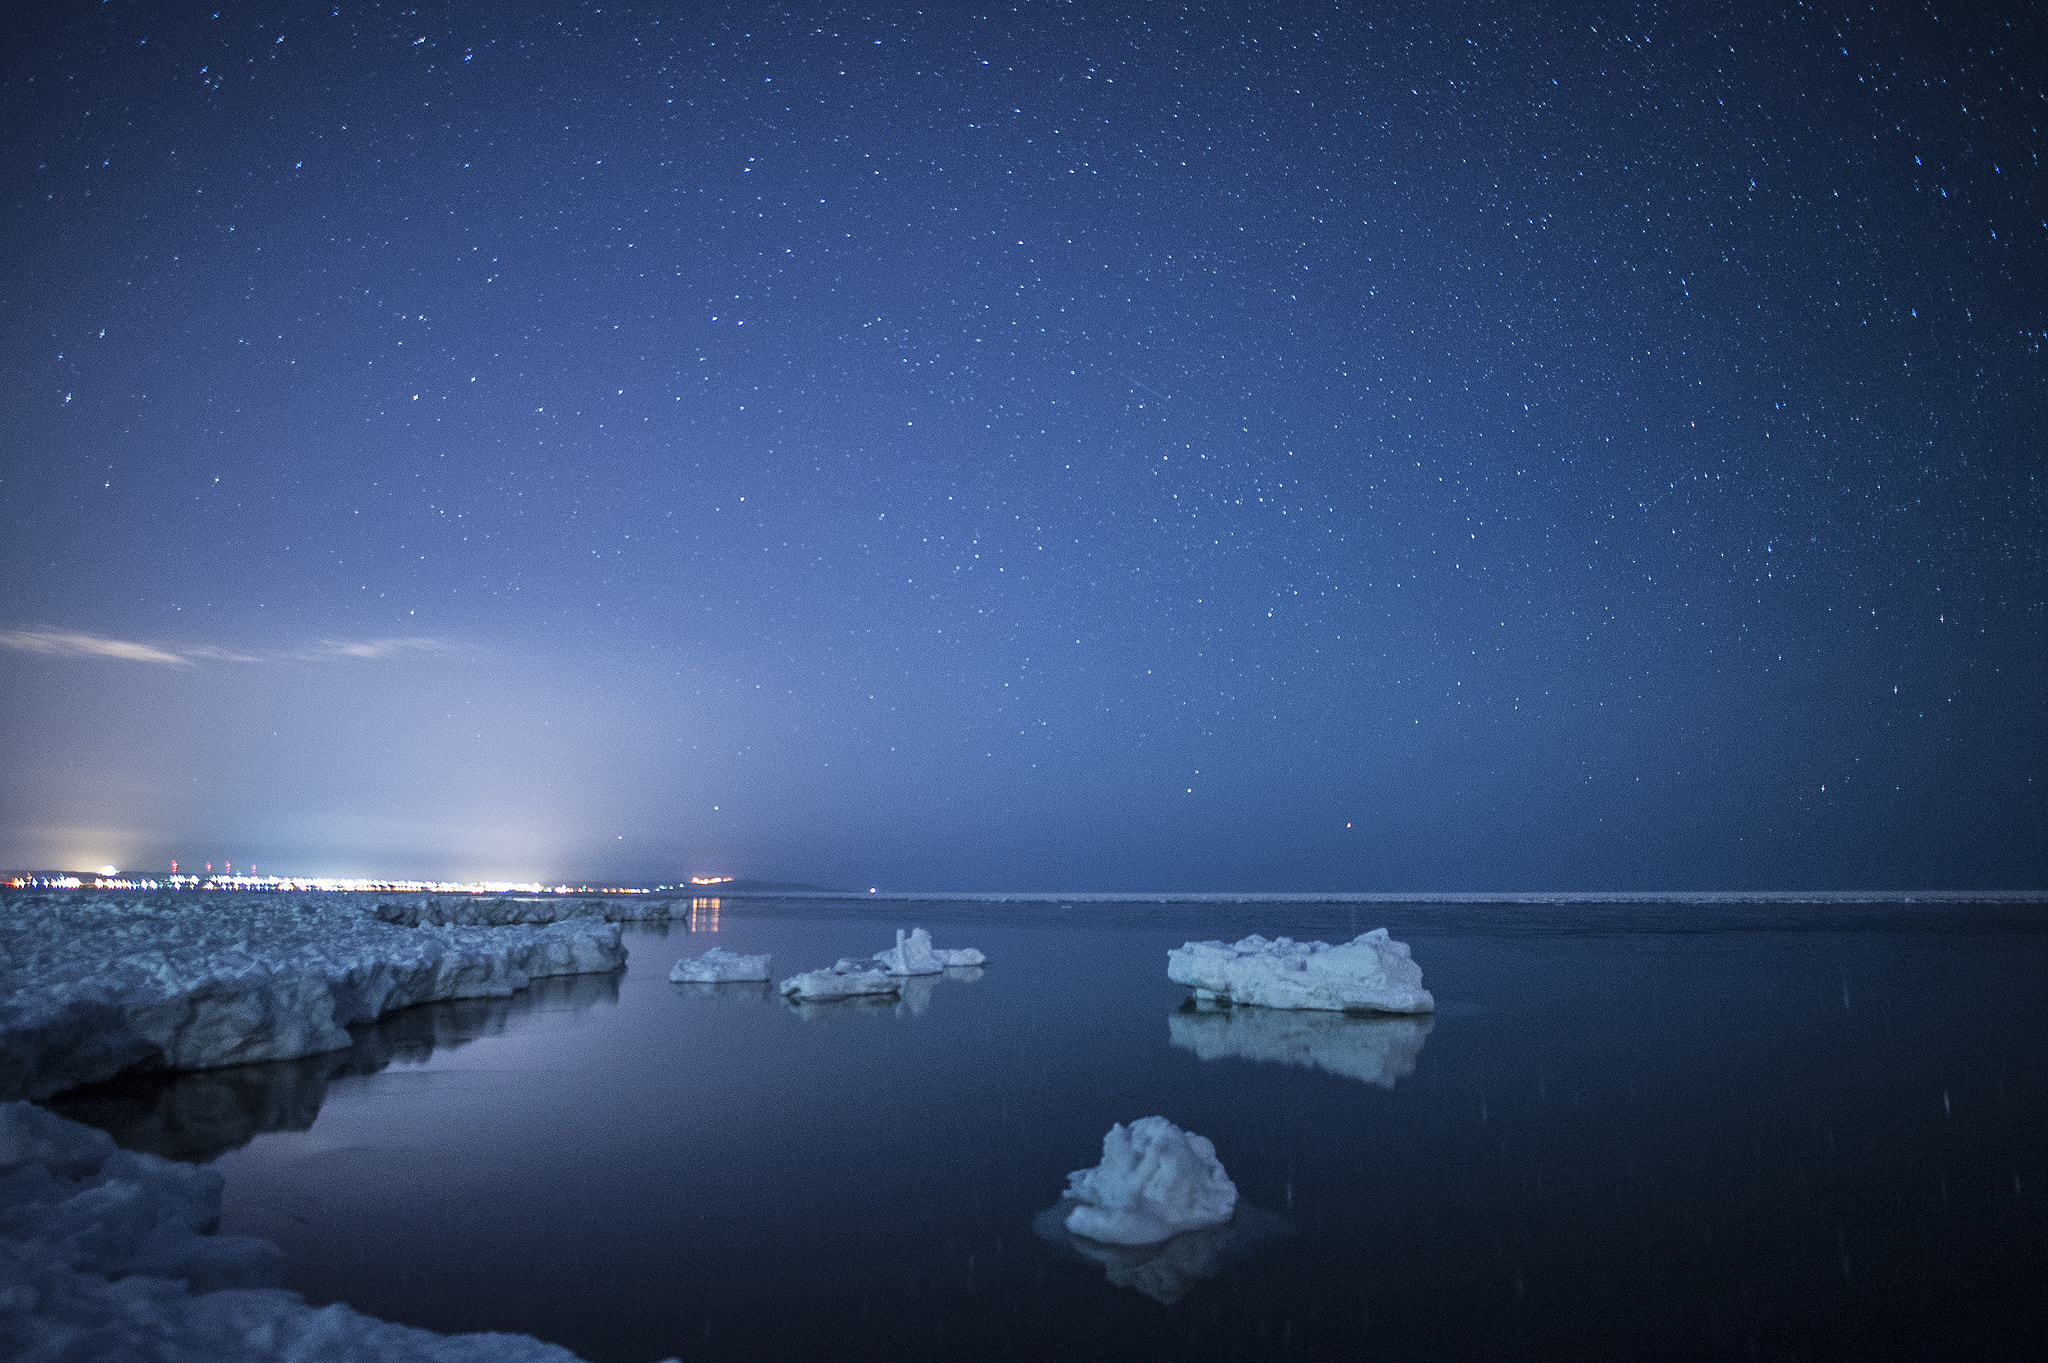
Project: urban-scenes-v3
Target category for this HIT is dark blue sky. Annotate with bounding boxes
[3,0,2042,890]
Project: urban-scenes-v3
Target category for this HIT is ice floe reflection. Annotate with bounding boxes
[1032,1201,1291,1305]
[1168,997,1433,1088]
[668,979,778,1006]
[41,970,620,1162]
[774,965,984,1022]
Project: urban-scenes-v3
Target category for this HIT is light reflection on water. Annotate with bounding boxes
[48,900,2048,1362]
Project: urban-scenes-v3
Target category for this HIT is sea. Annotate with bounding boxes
[45,895,2048,1362]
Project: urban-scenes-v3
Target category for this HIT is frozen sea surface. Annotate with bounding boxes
[22,894,2048,1362]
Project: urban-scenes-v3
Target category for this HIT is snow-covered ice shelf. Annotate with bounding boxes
[1167,928,1434,1013]
[1169,998,1432,1088]
[0,891,625,1102]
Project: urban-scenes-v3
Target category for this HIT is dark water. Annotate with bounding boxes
[58,899,2048,1361]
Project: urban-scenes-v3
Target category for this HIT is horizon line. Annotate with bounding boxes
[714,888,2048,904]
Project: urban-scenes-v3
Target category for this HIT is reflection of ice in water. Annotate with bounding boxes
[1168,998,1433,1088]
[43,972,622,1162]
[1031,1202,1290,1305]
[779,965,984,1022]
[780,992,898,1024]
[669,979,776,1006]
[899,965,984,1016]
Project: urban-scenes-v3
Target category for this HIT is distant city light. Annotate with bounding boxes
[688,875,734,885]
[5,872,653,895]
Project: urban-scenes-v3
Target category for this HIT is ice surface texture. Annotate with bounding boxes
[371,895,672,926]
[1166,928,1434,1013]
[872,928,986,975]
[0,1100,625,1362]
[779,958,902,1001]
[1062,1117,1237,1246]
[1169,999,1433,1088]
[0,891,626,1102]
[669,948,772,983]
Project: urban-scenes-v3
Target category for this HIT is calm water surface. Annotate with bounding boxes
[55,899,2048,1361]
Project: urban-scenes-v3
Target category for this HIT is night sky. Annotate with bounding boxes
[3,1,2043,891]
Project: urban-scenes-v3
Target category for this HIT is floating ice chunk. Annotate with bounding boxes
[873,927,987,974]
[1169,999,1433,1088]
[779,958,902,1001]
[875,927,943,975]
[669,947,771,983]
[1166,928,1434,1013]
[1061,1116,1237,1246]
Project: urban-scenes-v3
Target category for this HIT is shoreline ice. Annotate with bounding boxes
[1168,929,1434,1014]
[370,895,674,926]
[0,1099,643,1361]
[1,891,625,1103]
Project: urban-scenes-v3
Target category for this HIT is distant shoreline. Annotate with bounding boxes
[703,888,2048,905]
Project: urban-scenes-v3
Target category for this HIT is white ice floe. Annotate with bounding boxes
[1168,999,1433,1088]
[1166,928,1434,1014]
[778,958,902,1001]
[668,947,772,983]
[0,1100,617,1362]
[0,891,626,1102]
[872,927,986,975]
[1061,1116,1237,1246]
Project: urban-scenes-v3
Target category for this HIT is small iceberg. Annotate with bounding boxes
[1167,928,1434,1013]
[779,958,902,1002]
[873,927,986,975]
[669,947,772,983]
[1169,998,1433,1088]
[1060,1116,1237,1246]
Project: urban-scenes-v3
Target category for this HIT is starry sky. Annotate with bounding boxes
[3,0,2043,891]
